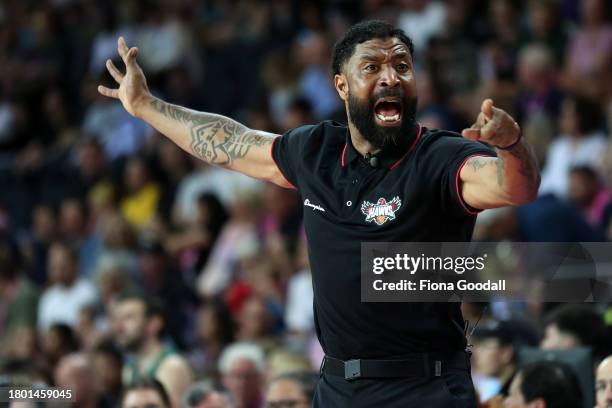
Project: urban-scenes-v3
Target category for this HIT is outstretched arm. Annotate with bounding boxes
[98,37,291,188]
[459,99,540,209]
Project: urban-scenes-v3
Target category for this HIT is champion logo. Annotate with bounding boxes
[304,199,325,212]
[361,196,402,225]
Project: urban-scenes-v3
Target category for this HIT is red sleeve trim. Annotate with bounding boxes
[455,154,489,216]
[270,136,297,190]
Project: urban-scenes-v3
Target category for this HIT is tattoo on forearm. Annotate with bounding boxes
[496,141,540,192]
[150,98,273,166]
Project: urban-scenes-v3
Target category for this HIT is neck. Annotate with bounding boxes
[348,120,419,157]
[138,337,163,360]
[348,121,380,156]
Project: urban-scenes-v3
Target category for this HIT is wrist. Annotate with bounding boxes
[133,93,154,119]
[495,130,522,150]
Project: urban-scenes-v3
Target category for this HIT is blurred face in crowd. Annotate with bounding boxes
[265,379,309,408]
[472,337,514,378]
[505,373,542,408]
[568,170,599,209]
[238,297,272,340]
[559,98,578,136]
[125,157,149,193]
[540,323,578,350]
[59,199,85,238]
[55,355,96,406]
[222,359,262,408]
[113,299,149,351]
[596,357,612,408]
[92,351,123,395]
[78,139,105,180]
[48,243,77,286]
[335,37,418,150]
[122,389,169,408]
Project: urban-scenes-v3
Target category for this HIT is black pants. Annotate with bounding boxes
[313,365,477,407]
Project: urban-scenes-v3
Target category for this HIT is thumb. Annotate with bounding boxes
[481,98,494,121]
[462,128,480,141]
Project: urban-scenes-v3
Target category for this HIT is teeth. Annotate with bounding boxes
[376,113,400,122]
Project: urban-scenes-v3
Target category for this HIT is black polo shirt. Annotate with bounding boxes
[271,120,495,360]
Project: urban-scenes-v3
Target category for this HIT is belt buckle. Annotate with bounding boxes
[344,359,361,380]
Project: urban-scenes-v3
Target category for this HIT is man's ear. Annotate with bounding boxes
[334,73,349,102]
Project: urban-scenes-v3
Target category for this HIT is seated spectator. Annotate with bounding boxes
[541,304,610,362]
[266,349,312,383]
[92,342,124,408]
[219,342,265,408]
[37,241,97,330]
[40,323,79,369]
[122,378,171,408]
[55,353,102,408]
[113,293,193,407]
[182,380,234,408]
[120,156,161,230]
[596,355,612,408]
[265,372,318,408]
[568,165,612,230]
[504,361,583,408]
[539,94,607,198]
[472,320,539,399]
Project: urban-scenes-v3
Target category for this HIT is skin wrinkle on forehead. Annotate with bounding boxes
[345,39,412,74]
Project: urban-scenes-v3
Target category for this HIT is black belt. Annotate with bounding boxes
[321,350,470,381]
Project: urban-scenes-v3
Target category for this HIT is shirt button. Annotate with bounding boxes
[346,201,352,207]
[352,179,358,184]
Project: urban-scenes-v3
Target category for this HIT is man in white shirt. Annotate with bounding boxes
[37,241,97,331]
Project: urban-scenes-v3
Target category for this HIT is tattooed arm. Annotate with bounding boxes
[97,37,290,187]
[458,99,540,209]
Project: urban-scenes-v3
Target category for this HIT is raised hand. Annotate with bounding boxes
[97,37,150,118]
[461,99,521,149]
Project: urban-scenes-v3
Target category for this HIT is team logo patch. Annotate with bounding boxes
[361,196,402,225]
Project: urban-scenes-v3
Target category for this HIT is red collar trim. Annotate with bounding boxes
[389,123,423,170]
[341,142,348,167]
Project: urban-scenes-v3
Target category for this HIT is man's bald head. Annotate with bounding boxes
[596,356,612,408]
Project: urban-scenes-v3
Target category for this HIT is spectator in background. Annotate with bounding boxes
[596,355,612,408]
[281,98,315,132]
[55,353,101,408]
[539,94,607,198]
[515,44,562,125]
[182,381,234,408]
[294,31,340,119]
[397,0,447,57]
[540,304,610,362]
[520,0,568,65]
[190,299,236,377]
[504,361,583,408]
[122,378,171,408]
[568,165,612,230]
[113,293,193,408]
[120,156,161,230]
[265,349,312,383]
[21,204,57,286]
[265,372,318,408]
[472,320,539,400]
[0,251,39,352]
[563,0,612,100]
[37,241,96,330]
[219,342,265,408]
[40,323,79,370]
[92,342,124,408]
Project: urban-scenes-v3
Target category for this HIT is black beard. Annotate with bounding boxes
[348,90,418,150]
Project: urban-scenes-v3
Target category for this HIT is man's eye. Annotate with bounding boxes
[397,63,409,72]
[365,64,377,72]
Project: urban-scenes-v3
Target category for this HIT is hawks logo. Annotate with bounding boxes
[361,196,402,225]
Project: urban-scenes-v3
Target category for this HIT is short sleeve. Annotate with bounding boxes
[446,142,496,216]
[418,132,495,217]
[271,127,308,189]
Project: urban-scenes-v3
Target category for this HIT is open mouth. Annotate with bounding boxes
[374,98,402,126]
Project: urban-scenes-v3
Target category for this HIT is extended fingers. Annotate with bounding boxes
[106,59,123,84]
[97,85,119,99]
[117,36,129,62]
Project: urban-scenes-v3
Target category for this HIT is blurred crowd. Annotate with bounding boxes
[1,0,612,407]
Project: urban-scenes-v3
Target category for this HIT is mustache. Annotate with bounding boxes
[371,88,405,103]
